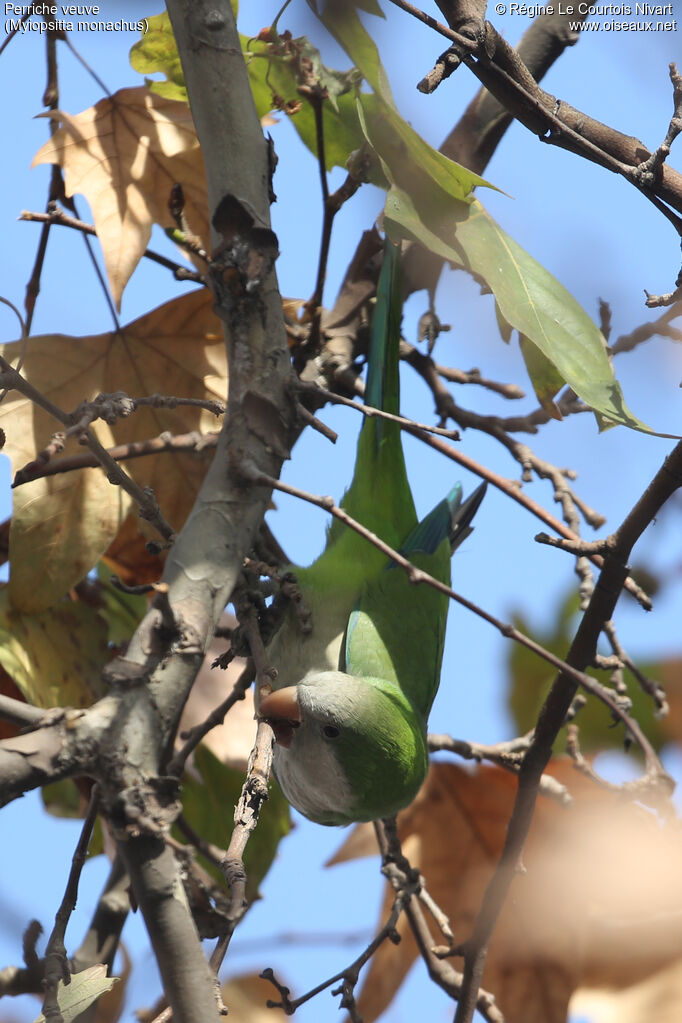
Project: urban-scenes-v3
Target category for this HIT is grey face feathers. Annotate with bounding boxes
[259,671,428,826]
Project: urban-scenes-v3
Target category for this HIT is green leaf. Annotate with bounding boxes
[318,1,490,196]
[312,0,393,100]
[495,301,514,345]
[0,587,109,709]
[358,94,488,201]
[507,589,672,755]
[383,185,657,434]
[129,12,364,172]
[180,745,290,900]
[33,965,117,1023]
[130,13,187,102]
[519,334,565,418]
[251,46,364,170]
[42,779,84,818]
[130,3,240,100]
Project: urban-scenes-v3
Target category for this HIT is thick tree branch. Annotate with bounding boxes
[392,2,682,220]
[0,4,294,1021]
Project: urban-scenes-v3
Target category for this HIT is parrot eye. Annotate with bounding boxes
[322,725,340,740]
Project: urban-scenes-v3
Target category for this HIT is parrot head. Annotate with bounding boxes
[258,671,428,826]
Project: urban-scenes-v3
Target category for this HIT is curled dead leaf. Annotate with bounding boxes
[331,761,682,1023]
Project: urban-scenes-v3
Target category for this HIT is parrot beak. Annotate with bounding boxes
[259,686,301,749]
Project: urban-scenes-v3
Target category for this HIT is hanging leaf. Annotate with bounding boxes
[1,289,226,611]
[332,762,682,1023]
[32,87,208,306]
[383,185,659,434]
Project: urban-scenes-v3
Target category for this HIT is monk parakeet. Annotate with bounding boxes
[259,240,485,826]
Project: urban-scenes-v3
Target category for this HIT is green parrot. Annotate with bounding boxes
[259,239,485,826]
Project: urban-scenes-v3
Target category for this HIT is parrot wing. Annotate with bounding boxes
[343,481,487,719]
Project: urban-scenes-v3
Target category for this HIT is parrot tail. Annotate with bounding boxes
[398,481,487,559]
[446,481,487,554]
[364,239,402,442]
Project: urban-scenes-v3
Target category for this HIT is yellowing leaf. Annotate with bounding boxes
[1,289,227,611]
[0,586,109,708]
[9,469,132,614]
[130,12,187,103]
[333,762,682,1023]
[32,87,208,306]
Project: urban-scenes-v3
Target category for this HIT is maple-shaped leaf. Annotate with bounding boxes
[331,761,682,1023]
[32,86,208,307]
[0,289,226,612]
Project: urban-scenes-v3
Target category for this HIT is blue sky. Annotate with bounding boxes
[1,3,681,1022]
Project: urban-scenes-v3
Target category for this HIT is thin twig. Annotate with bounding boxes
[299,379,460,439]
[0,296,27,402]
[41,785,101,1023]
[209,603,277,973]
[13,430,219,486]
[0,357,178,542]
[0,695,45,729]
[20,209,205,284]
[376,818,504,1022]
[405,429,651,610]
[167,662,254,777]
[386,1,682,228]
[437,364,524,399]
[306,172,362,351]
[260,892,406,1020]
[428,733,570,805]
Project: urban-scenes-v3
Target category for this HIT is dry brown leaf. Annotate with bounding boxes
[32,87,208,306]
[101,510,166,586]
[0,669,27,740]
[221,973,289,1022]
[332,762,682,1023]
[659,657,682,744]
[571,959,682,1023]
[1,288,226,611]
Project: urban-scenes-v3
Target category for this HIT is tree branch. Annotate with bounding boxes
[453,440,682,1023]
